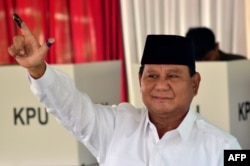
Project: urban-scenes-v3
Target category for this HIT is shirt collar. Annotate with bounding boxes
[176,108,198,142]
[144,107,198,142]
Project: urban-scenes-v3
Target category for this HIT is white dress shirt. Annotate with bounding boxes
[29,64,241,166]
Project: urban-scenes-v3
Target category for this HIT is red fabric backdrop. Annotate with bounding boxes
[0,0,127,102]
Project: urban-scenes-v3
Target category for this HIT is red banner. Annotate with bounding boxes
[1,0,127,101]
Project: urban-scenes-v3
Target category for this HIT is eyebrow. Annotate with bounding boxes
[168,68,183,73]
[146,68,183,74]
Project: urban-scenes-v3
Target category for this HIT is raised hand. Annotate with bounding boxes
[8,14,55,79]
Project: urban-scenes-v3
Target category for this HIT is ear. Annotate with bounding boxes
[192,72,201,95]
[138,73,142,87]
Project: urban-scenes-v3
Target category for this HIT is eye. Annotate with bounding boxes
[148,74,158,79]
[168,74,178,78]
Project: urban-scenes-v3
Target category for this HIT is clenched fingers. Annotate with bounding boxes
[8,35,26,57]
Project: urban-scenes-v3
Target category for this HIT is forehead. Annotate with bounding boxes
[144,64,189,72]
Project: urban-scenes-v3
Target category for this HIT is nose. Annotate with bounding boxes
[155,78,170,91]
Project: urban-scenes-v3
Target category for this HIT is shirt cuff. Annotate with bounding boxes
[28,63,55,95]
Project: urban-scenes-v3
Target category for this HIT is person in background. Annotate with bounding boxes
[185,27,246,61]
[8,17,241,166]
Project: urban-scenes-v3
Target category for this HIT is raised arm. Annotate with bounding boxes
[8,14,54,79]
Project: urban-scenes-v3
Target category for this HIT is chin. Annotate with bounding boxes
[148,105,173,114]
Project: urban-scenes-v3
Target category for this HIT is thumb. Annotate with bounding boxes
[45,38,55,48]
[40,38,55,54]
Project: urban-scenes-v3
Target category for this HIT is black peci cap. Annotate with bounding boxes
[141,35,195,72]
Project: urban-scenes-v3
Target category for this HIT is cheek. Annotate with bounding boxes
[140,82,153,94]
[140,83,147,93]
[174,83,193,96]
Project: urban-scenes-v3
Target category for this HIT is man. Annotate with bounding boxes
[8,19,241,166]
[186,27,246,61]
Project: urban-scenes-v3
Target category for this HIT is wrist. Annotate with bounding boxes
[28,62,46,79]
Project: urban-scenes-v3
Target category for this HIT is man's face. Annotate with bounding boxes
[139,64,200,118]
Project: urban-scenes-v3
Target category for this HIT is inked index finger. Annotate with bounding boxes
[13,13,33,36]
[20,22,33,36]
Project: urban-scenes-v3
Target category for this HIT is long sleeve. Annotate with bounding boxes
[28,64,116,160]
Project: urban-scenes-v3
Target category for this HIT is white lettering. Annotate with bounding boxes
[241,154,246,161]
[235,154,240,161]
[228,154,235,161]
[228,154,247,161]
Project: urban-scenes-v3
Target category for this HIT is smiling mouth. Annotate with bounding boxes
[152,96,172,100]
